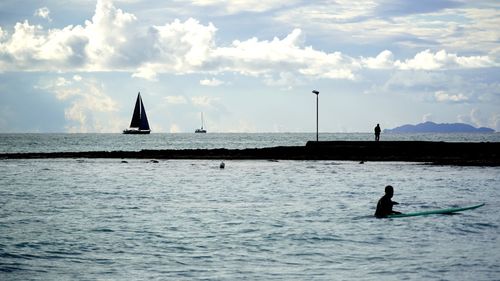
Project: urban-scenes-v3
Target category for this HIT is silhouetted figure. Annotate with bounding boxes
[220,161,225,169]
[375,185,401,218]
[374,124,381,141]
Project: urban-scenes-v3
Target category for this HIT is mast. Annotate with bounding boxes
[201,112,204,130]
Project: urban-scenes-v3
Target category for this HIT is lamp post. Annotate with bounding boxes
[312,90,319,142]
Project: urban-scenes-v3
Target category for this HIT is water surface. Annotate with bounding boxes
[1,159,498,280]
[1,132,499,153]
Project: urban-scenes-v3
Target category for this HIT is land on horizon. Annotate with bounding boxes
[384,122,495,133]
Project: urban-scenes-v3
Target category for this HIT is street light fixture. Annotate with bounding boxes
[312,90,319,142]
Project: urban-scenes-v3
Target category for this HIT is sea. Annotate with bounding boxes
[1,133,499,280]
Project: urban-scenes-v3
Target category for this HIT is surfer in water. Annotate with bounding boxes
[375,185,402,218]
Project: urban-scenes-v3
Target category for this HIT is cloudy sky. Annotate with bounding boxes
[0,0,499,133]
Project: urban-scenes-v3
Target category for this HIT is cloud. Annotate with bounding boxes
[275,0,376,23]
[263,72,301,89]
[395,49,495,70]
[275,2,500,54]
[200,78,224,86]
[434,90,468,103]
[422,113,434,122]
[212,28,357,80]
[165,95,188,104]
[0,2,360,82]
[35,76,119,132]
[129,17,218,80]
[362,49,495,70]
[186,0,299,14]
[0,0,497,85]
[375,0,462,17]
[34,7,52,22]
[191,96,220,107]
[361,50,395,69]
[0,0,138,72]
[0,20,90,71]
[458,108,490,128]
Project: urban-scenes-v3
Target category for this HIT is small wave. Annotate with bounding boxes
[0,266,19,273]
[464,222,498,230]
[239,228,258,234]
[14,242,41,249]
[116,206,139,210]
[0,264,37,273]
[91,228,114,233]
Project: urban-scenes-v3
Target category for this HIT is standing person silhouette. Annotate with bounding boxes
[374,124,381,141]
[375,185,401,218]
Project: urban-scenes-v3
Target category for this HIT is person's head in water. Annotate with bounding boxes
[385,185,394,198]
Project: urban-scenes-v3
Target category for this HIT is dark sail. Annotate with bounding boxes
[139,98,150,130]
[129,94,142,128]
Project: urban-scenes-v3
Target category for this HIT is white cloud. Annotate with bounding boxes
[0,20,88,70]
[0,0,497,85]
[191,96,219,107]
[1,4,362,82]
[458,108,490,129]
[276,0,376,23]
[165,95,188,104]
[212,28,357,80]
[34,7,52,22]
[395,49,495,70]
[132,63,161,81]
[422,113,433,122]
[263,72,301,89]
[362,49,496,71]
[150,18,217,69]
[200,78,224,86]
[275,2,500,58]
[36,76,119,132]
[187,0,299,14]
[361,50,395,69]
[435,90,468,103]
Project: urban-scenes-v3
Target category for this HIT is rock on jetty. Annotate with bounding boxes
[0,141,499,166]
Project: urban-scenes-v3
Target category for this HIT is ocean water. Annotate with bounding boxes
[1,132,499,153]
[1,134,499,280]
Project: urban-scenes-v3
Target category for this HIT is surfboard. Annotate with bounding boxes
[387,203,485,218]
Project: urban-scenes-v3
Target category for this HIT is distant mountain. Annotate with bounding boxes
[384,121,495,133]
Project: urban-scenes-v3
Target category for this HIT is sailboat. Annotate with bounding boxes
[123,92,151,134]
[195,112,207,133]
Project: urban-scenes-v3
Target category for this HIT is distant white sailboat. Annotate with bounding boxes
[123,92,151,134]
[195,112,207,133]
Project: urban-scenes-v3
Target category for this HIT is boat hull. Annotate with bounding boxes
[123,129,151,134]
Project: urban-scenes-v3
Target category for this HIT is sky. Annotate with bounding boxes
[0,0,499,133]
